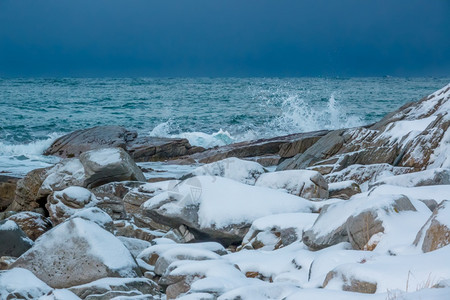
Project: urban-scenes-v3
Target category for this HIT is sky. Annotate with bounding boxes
[0,0,449,77]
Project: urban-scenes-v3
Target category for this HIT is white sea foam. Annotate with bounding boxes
[148,93,364,148]
[149,120,235,148]
[0,133,61,176]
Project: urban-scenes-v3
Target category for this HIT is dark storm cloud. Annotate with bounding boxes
[0,0,449,77]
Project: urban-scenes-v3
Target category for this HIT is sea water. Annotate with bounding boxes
[1,77,449,176]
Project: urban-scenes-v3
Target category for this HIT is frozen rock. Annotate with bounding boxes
[79,147,146,189]
[0,220,33,257]
[414,200,450,252]
[68,277,159,299]
[159,259,248,299]
[0,268,53,300]
[328,180,361,200]
[137,242,226,267]
[323,244,450,293]
[324,163,412,185]
[182,157,266,185]
[154,247,221,276]
[46,186,98,225]
[303,193,420,250]
[7,211,52,240]
[142,176,316,245]
[370,168,450,189]
[241,212,317,250]
[69,207,114,232]
[255,170,328,199]
[39,158,86,196]
[11,218,141,288]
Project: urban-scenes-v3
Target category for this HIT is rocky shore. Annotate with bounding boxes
[1,83,450,299]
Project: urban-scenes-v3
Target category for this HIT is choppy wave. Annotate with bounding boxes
[147,93,363,148]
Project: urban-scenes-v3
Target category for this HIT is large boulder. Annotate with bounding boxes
[11,218,142,288]
[302,193,421,251]
[278,84,450,174]
[414,200,450,252]
[79,147,146,188]
[185,130,329,164]
[255,170,328,199]
[181,157,266,185]
[44,125,203,162]
[44,125,137,158]
[0,220,33,257]
[0,268,53,300]
[142,176,316,245]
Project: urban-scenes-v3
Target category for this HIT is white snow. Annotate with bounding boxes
[143,176,316,229]
[380,116,437,145]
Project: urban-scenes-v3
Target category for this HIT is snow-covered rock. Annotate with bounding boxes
[182,157,266,185]
[0,220,33,257]
[39,158,86,196]
[279,84,450,174]
[7,211,52,240]
[69,207,114,232]
[414,200,450,252]
[159,259,250,299]
[142,176,316,245]
[68,277,159,299]
[241,213,317,250]
[117,237,151,258]
[328,180,361,200]
[323,244,450,294]
[370,168,450,189]
[46,186,97,225]
[255,170,328,199]
[79,147,146,188]
[154,247,221,276]
[0,268,53,300]
[11,218,141,288]
[302,192,428,251]
[137,242,226,267]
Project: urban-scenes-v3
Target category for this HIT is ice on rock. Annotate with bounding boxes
[183,157,266,185]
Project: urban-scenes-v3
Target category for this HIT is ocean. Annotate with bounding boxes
[1,77,449,177]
